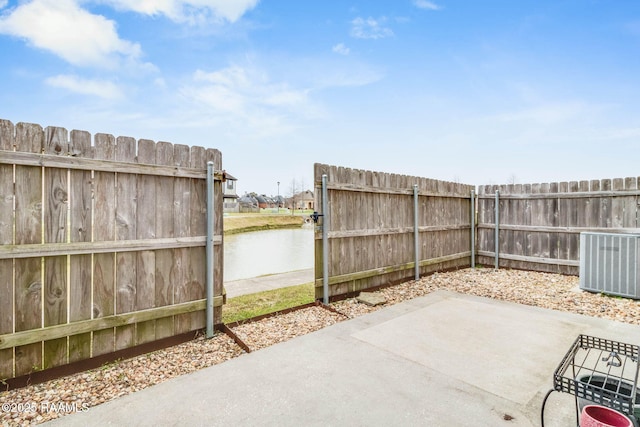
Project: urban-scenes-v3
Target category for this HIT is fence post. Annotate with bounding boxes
[470,189,475,269]
[206,161,215,338]
[322,174,329,304]
[413,184,420,280]
[494,190,500,270]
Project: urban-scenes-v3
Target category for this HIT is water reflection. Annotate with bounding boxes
[224,227,314,282]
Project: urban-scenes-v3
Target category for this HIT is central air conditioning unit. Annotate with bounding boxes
[579,232,640,299]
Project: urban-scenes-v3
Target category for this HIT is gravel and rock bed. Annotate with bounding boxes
[3,268,640,426]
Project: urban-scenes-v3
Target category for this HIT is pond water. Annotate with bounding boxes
[223,227,314,282]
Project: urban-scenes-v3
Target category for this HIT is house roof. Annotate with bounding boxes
[222,171,237,181]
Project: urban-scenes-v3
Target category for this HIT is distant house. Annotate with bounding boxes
[238,194,259,213]
[255,195,269,209]
[223,173,239,213]
[288,190,314,210]
[299,190,314,210]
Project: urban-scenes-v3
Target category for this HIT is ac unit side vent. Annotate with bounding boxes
[579,232,640,299]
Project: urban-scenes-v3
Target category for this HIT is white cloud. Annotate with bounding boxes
[45,74,124,99]
[175,63,329,141]
[350,17,394,40]
[0,0,145,69]
[101,0,260,24]
[489,101,593,125]
[332,43,350,55]
[184,65,310,115]
[413,0,441,11]
[310,62,383,88]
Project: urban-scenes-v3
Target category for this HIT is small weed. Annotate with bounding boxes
[100,358,122,371]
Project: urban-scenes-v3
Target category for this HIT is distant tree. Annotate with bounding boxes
[288,177,310,213]
[288,178,298,213]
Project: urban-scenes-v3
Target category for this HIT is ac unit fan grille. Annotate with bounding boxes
[579,232,640,299]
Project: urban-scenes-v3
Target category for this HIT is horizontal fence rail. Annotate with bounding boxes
[0,119,224,381]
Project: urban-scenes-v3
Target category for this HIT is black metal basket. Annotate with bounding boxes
[553,334,640,417]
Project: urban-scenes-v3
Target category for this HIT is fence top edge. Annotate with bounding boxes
[1,118,221,159]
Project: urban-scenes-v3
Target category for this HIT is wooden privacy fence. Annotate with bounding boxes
[477,178,640,275]
[314,164,474,300]
[0,119,224,381]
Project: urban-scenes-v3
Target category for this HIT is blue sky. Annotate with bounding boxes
[1,1,639,197]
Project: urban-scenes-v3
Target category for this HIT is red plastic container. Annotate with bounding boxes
[581,405,633,427]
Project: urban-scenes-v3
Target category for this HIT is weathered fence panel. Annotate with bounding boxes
[0,119,224,381]
[314,164,474,300]
[477,178,640,274]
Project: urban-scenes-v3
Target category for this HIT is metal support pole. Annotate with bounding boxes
[413,184,420,280]
[206,161,215,338]
[470,189,475,269]
[322,174,329,304]
[494,190,499,270]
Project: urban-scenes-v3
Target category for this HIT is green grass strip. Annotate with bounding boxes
[222,282,315,324]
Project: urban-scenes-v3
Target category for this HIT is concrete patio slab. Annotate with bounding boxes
[351,293,586,406]
[44,290,640,427]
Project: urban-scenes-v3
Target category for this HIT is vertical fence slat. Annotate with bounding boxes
[494,189,500,269]
[566,181,580,274]
[154,141,175,339]
[115,136,137,350]
[173,144,191,334]
[600,179,612,228]
[14,122,44,376]
[497,185,508,268]
[547,183,559,269]
[189,145,206,330]
[68,130,93,362]
[135,139,157,345]
[612,178,625,228]
[622,178,638,228]
[43,126,69,369]
[92,133,116,356]
[557,181,569,274]
[210,148,223,325]
[588,179,601,229]
[0,120,14,379]
[513,184,526,271]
